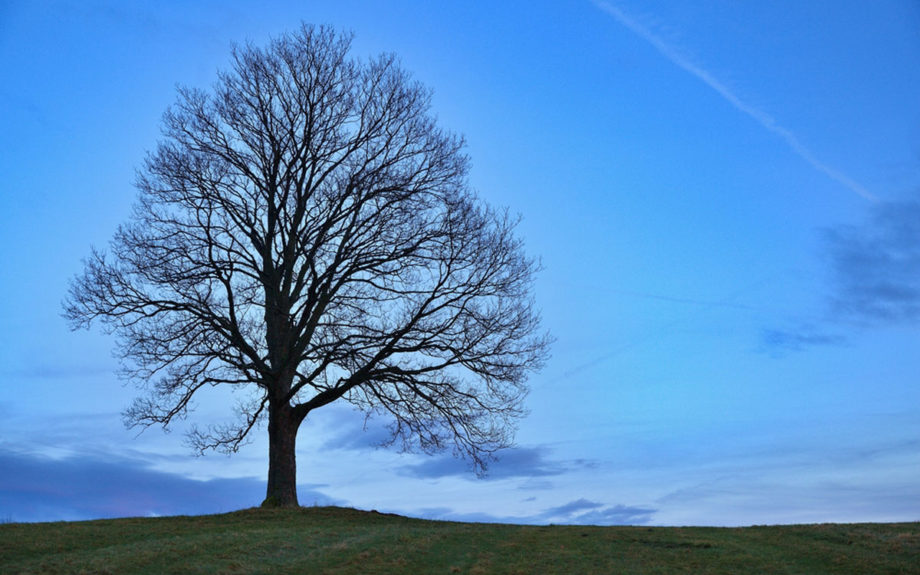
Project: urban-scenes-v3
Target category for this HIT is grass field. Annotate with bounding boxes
[1,506,918,574]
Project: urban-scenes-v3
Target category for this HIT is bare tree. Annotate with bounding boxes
[64,25,549,507]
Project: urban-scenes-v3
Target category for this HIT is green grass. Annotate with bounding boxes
[1,506,918,574]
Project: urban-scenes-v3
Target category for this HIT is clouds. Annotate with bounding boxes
[320,411,395,451]
[312,407,659,525]
[545,501,656,525]
[317,406,592,483]
[399,447,576,481]
[0,447,339,523]
[760,191,920,355]
[415,498,657,526]
[824,194,920,325]
[759,327,846,356]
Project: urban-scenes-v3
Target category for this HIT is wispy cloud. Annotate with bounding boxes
[593,1,875,201]
[759,327,846,356]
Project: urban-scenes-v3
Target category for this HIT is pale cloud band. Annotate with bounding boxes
[593,0,876,201]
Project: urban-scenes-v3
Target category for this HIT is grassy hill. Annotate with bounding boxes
[1,506,918,574]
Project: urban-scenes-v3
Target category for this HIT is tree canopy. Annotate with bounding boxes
[65,25,549,506]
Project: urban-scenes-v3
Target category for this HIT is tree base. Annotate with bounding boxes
[260,495,299,509]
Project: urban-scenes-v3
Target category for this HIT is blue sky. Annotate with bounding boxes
[1,0,919,526]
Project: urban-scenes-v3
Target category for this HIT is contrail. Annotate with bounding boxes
[593,0,876,201]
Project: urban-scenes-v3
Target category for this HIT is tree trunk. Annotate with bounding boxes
[263,399,300,507]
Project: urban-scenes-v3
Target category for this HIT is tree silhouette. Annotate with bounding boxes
[65,25,549,507]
